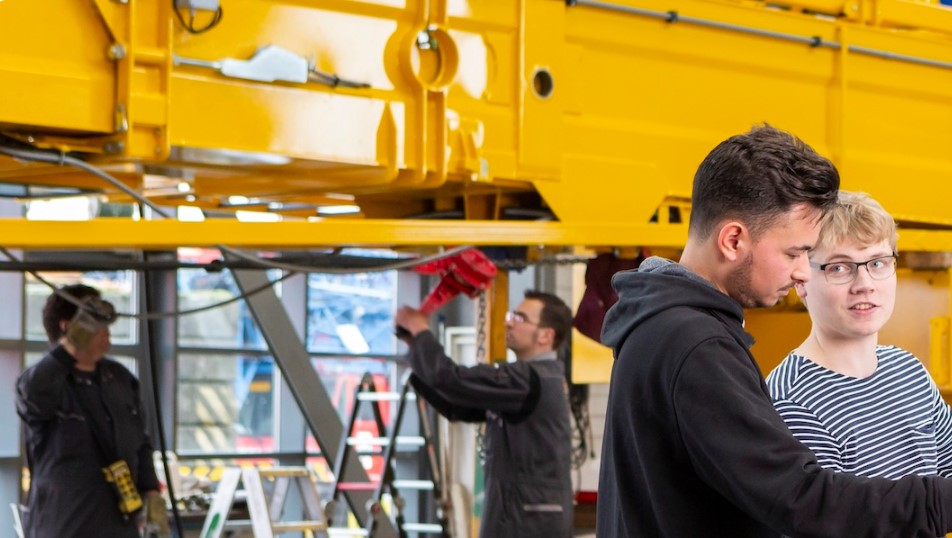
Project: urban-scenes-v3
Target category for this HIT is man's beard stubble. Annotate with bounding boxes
[725,252,784,309]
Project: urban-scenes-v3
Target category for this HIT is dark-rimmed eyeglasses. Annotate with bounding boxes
[505,311,540,325]
[810,253,898,285]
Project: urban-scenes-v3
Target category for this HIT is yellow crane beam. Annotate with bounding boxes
[0,219,688,250]
[4,0,952,240]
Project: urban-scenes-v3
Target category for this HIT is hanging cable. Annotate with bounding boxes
[569,383,594,470]
[141,251,186,538]
[172,0,223,35]
[308,67,371,89]
[0,245,297,320]
[218,244,473,274]
[0,144,476,273]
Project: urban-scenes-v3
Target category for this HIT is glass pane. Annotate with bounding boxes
[177,248,278,349]
[236,359,275,452]
[306,357,394,482]
[176,353,274,454]
[24,271,136,345]
[307,266,397,355]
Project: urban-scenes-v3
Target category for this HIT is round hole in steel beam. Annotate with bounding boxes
[532,68,554,99]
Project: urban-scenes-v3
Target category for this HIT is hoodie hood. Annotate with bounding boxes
[600,256,747,354]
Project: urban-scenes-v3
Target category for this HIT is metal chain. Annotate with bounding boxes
[475,292,488,463]
[475,292,488,364]
[493,255,593,271]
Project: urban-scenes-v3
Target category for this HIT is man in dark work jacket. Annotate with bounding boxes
[396,290,574,538]
[17,284,164,537]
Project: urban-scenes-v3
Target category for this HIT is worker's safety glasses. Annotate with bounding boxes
[505,311,540,325]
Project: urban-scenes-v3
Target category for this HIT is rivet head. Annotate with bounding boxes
[108,44,126,61]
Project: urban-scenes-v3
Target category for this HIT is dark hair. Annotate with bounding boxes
[525,290,573,349]
[42,284,101,344]
[689,124,840,241]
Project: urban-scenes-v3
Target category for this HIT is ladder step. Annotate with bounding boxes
[272,521,328,532]
[223,518,329,532]
[256,467,311,478]
[327,528,370,537]
[356,392,416,402]
[401,522,444,533]
[336,482,379,491]
[336,479,434,491]
[346,436,425,446]
[392,479,435,490]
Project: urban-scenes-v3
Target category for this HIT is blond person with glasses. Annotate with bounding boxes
[767,191,952,488]
[395,290,574,538]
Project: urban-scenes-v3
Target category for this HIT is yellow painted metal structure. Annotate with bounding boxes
[4,0,952,380]
[2,0,952,242]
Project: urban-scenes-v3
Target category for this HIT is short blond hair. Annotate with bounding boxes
[814,190,898,255]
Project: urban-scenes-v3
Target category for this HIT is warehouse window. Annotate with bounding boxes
[176,247,280,456]
[177,248,275,349]
[24,271,137,345]
[175,352,275,455]
[306,250,398,355]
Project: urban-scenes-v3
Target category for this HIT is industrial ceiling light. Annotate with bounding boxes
[236,210,281,222]
[177,206,206,222]
[316,205,360,215]
[25,196,100,221]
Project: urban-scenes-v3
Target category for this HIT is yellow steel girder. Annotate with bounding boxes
[2,219,952,252]
[5,0,952,239]
[0,218,688,250]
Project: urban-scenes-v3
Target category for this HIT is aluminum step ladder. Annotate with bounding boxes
[10,503,23,538]
[200,466,331,538]
[325,373,450,537]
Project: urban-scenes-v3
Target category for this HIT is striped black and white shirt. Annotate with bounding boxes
[766,346,952,479]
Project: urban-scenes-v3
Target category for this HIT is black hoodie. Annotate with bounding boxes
[596,256,952,537]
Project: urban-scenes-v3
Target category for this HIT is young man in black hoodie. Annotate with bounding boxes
[596,124,952,537]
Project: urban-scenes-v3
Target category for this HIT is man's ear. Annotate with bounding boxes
[537,326,556,347]
[59,320,70,334]
[716,221,748,262]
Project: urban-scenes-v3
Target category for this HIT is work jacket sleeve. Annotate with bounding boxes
[674,335,952,537]
[16,361,66,426]
[409,374,486,423]
[408,330,536,415]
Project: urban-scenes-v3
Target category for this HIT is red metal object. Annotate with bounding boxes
[415,248,497,314]
[575,490,598,504]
